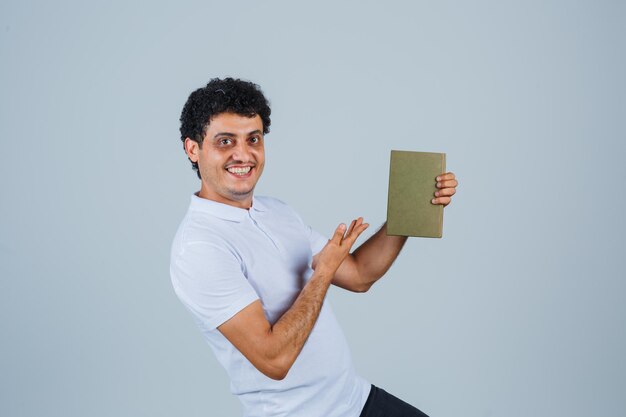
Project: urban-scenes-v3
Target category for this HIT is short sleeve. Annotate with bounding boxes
[170,241,259,331]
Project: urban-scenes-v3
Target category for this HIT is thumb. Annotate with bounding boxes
[331,223,346,243]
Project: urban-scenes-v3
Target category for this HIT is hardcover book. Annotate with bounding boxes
[387,150,446,238]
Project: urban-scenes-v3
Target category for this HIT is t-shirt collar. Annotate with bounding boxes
[189,192,265,222]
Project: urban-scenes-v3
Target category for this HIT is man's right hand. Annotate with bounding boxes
[313,218,369,277]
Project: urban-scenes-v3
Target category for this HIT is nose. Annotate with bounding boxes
[232,141,253,163]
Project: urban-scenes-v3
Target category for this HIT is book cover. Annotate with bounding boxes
[386,150,446,238]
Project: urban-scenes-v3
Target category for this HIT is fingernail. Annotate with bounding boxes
[436,176,441,181]
[437,182,441,187]
[431,199,436,204]
[339,224,346,229]
[435,191,439,197]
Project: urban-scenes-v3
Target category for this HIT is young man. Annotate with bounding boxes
[170,77,458,417]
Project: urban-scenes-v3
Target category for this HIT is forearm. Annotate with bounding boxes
[353,222,408,287]
[228,221,365,380]
[265,268,334,378]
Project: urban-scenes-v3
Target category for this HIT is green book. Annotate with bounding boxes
[386,150,446,238]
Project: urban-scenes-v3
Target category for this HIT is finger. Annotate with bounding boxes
[436,172,455,181]
[343,219,361,245]
[346,217,363,237]
[436,179,458,189]
[345,219,357,237]
[431,197,451,206]
[331,224,346,243]
[434,188,456,198]
[345,222,369,245]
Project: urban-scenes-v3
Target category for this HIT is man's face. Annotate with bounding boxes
[185,112,265,208]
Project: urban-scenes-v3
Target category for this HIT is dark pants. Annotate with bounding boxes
[358,385,429,417]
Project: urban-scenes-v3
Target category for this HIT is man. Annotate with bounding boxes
[170,77,458,417]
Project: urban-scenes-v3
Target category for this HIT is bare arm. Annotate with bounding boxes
[314,221,407,293]
[217,220,369,380]
[321,172,458,292]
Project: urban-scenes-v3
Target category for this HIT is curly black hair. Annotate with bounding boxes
[179,77,272,179]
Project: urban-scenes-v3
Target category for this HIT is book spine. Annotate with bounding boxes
[439,153,446,238]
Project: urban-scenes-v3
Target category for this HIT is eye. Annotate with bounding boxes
[249,136,261,144]
[219,138,232,145]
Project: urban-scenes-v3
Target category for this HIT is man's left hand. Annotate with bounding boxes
[431,172,458,207]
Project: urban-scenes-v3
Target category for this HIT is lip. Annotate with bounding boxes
[225,165,255,179]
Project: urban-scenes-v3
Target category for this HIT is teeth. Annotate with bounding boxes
[227,166,252,175]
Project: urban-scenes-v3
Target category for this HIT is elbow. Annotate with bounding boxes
[261,358,291,380]
[257,365,286,380]
[353,282,372,293]
[259,347,293,380]
[265,368,289,381]
[352,275,376,293]
[249,357,289,380]
[351,266,378,293]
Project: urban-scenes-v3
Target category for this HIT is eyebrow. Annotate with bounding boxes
[213,130,263,139]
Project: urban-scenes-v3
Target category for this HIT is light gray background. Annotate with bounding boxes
[1,1,624,416]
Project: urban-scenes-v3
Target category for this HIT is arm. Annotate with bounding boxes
[217,220,369,380]
[314,221,407,293]
[322,172,458,293]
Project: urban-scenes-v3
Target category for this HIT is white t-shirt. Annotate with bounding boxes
[170,194,371,417]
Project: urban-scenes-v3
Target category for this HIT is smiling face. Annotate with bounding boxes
[185,112,265,209]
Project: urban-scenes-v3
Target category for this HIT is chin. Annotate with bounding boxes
[229,187,255,198]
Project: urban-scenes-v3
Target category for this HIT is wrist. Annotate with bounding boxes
[312,265,335,283]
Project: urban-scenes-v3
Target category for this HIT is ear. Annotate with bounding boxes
[184,138,199,162]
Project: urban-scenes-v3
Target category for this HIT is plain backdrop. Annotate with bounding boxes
[1,1,625,416]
